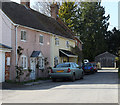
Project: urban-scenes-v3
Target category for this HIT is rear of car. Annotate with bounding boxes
[82,63,94,74]
[49,62,84,82]
[92,63,98,72]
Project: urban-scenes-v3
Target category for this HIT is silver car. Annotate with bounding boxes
[49,62,84,82]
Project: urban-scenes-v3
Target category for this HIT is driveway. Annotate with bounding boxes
[2,69,119,103]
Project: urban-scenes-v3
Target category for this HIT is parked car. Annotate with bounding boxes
[82,63,95,74]
[90,62,98,72]
[49,62,84,82]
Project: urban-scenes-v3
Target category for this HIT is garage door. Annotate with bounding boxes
[0,51,5,83]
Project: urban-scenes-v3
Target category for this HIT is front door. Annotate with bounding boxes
[30,58,36,80]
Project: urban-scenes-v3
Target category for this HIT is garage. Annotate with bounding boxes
[0,43,12,83]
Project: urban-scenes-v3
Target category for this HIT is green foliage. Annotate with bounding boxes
[59,1,77,31]
[59,2,109,61]
[44,57,49,66]
[105,28,120,56]
[17,46,24,56]
[78,2,109,61]
[15,66,24,82]
[71,46,83,62]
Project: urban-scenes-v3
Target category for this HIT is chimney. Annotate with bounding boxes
[50,3,59,20]
[21,0,30,8]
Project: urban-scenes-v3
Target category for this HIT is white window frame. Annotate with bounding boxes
[21,55,28,70]
[7,57,10,66]
[55,37,59,46]
[21,30,27,42]
[66,41,69,48]
[39,57,44,69]
[39,34,44,45]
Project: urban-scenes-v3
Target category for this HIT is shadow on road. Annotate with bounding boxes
[2,69,119,90]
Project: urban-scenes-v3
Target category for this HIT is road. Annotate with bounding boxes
[2,69,119,103]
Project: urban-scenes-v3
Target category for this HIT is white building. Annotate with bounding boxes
[0,9,12,83]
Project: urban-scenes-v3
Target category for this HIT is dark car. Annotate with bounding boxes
[90,62,98,72]
[82,63,95,74]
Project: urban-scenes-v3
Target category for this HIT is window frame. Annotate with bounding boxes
[21,30,27,42]
[55,37,59,46]
[39,34,44,45]
[21,55,28,70]
[66,41,69,48]
[38,57,44,69]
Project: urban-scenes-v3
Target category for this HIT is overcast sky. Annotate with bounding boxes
[10,0,119,30]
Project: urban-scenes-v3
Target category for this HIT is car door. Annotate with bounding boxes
[72,63,79,79]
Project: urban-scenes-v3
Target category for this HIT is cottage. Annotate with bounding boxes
[0,0,82,82]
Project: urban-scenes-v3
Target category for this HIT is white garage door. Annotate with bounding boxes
[0,51,5,83]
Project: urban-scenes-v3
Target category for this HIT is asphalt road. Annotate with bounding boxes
[2,69,119,103]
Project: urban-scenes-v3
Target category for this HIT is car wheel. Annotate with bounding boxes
[71,74,75,82]
[52,78,56,82]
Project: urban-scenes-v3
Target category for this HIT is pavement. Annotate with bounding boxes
[1,80,51,90]
[24,80,51,86]
[2,69,119,103]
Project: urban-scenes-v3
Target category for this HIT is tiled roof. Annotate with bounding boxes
[2,2,74,39]
[30,51,41,57]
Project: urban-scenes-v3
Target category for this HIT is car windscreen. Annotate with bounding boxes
[56,63,71,68]
[84,63,92,67]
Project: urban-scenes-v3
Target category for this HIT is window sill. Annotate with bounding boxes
[21,40,26,42]
[23,68,28,70]
[39,43,43,45]
[55,45,59,46]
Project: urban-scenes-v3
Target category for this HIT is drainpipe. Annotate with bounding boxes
[15,25,19,65]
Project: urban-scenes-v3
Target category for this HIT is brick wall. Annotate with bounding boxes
[5,52,11,81]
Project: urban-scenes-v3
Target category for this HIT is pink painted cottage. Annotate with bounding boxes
[1,0,81,82]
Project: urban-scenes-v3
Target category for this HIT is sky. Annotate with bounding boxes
[10,0,119,31]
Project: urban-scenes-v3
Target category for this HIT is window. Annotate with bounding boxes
[7,57,10,66]
[54,57,58,66]
[56,63,70,68]
[72,63,76,68]
[21,55,27,69]
[39,57,44,69]
[21,30,26,41]
[55,38,59,45]
[39,35,43,44]
[66,41,69,48]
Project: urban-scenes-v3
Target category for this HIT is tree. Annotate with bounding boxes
[32,2,51,16]
[77,2,110,61]
[105,27,120,56]
[58,1,78,32]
